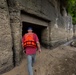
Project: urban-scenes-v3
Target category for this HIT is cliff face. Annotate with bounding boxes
[0,0,13,74]
[0,0,73,74]
[16,0,73,46]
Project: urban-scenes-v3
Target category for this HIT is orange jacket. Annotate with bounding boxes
[23,33,37,48]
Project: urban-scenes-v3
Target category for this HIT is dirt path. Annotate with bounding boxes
[2,46,76,75]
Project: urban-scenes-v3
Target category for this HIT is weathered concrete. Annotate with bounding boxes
[0,0,13,74]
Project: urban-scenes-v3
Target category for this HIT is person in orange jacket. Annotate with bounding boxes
[22,27,41,75]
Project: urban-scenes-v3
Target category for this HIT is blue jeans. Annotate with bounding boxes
[27,54,36,75]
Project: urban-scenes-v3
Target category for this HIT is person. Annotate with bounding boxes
[22,27,41,75]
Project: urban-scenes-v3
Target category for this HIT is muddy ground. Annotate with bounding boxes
[2,46,76,75]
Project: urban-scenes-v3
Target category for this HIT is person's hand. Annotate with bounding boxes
[23,50,25,53]
[38,48,41,53]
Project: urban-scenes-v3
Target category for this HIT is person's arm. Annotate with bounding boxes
[34,33,41,53]
[37,41,41,53]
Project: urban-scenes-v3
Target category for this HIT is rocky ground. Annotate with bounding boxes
[2,46,76,75]
[70,39,76,47]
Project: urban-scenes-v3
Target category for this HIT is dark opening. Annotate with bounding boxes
[22,22,46,43]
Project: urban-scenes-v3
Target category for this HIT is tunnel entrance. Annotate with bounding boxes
[22,22,47,44]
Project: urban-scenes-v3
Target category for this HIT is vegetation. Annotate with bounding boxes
[66,0,76,25]
[60,0,76,24]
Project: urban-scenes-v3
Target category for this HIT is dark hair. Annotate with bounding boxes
[27,27,33,30]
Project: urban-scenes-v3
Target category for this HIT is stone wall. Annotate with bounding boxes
[0,0,13,74]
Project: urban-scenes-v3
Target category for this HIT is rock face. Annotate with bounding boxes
[0,0,74,74]
[17,0,73,46]
[0,0,13,74]
[70,40,76,47]
[73,25,76,38]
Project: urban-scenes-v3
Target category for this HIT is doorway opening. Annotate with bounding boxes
[22,22,47,44]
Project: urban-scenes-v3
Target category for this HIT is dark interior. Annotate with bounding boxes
[22,22,46,43]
